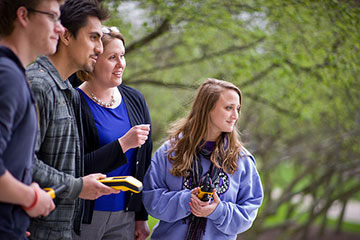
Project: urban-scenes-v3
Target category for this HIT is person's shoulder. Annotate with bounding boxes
[162,140,172,150]
[238,146,257,166]
[0,54,18,69]
[0,58,25,91]
[0,50,22,73]
[154,140,171,155]
[26,58,55,91]
[0,57,22,77]
[119,84,145,99]
[152,140,172,166]
[26,57,48,79]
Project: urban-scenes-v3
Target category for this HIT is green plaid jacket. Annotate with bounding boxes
[26,56,83,240]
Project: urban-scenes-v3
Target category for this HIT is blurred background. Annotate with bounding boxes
[102,0,360,239]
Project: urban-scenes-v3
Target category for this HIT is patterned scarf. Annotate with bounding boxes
[184,142,222,240]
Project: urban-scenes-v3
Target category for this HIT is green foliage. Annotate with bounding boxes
[103,0,360,238]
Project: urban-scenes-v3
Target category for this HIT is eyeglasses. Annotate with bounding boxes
[102,26,120,34]
[27,8,61,23]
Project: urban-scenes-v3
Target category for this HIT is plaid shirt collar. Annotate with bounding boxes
[36,55,72,91]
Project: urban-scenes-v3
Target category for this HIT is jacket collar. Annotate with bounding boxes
[36,55,70,90]
[0,45,25,74]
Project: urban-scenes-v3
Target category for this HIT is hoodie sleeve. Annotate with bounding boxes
[207,153,263,235]
[142,143,192,222]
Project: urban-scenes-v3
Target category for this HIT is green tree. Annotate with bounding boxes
[103,0,360,239]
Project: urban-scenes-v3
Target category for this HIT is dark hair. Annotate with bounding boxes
[0,0,63,37]
[60,0,109,38]
[77,27,125,82]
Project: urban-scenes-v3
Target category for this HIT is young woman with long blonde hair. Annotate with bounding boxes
[143,78,263,240]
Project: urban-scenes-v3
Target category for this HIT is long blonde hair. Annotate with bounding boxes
[168,78,243,177]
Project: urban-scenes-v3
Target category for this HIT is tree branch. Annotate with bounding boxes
[241,63,281,88]
[284,38,342,75]
[246,93,300,118]
[126,18,170,54]
[123,78,198,89]
[128,37,266,79]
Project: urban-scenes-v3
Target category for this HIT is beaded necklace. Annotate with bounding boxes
[86,84,115,108]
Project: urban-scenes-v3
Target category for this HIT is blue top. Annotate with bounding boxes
[142,140,263,240]
[0,46,37,239]
[79,89,136,211]
[77,84,153,224]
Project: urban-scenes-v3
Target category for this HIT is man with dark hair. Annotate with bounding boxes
[26,0,119,239]
[0,0,63,239]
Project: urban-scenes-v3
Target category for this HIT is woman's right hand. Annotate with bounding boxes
[118,124,150,152]
[189,188,220,217]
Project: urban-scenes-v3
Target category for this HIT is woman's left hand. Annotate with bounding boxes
[134,220,150,240]
[189,188,220,217]
[118,124,150,152]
